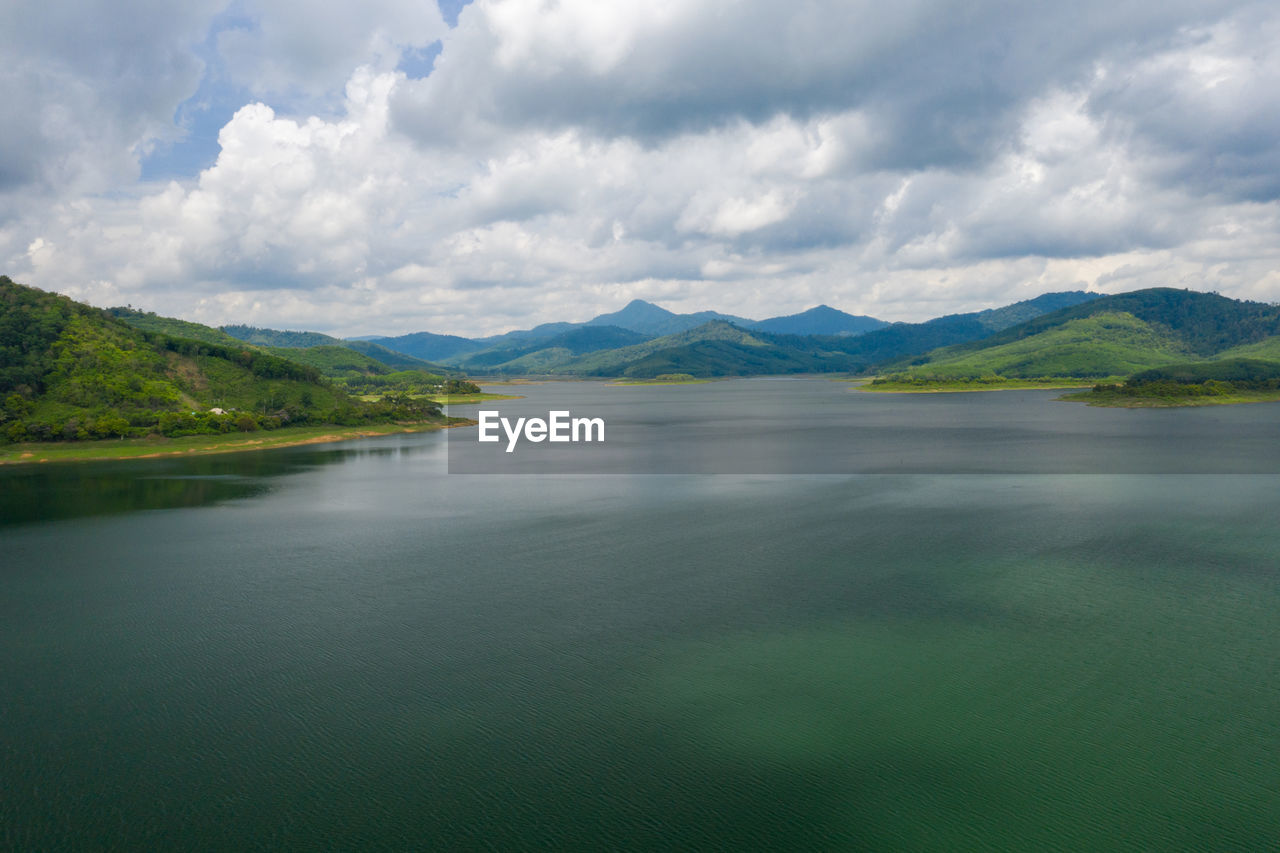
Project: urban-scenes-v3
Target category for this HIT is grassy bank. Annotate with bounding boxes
[1059,388,1280,407]
[861,377,1101,393]
[0,418,472,465]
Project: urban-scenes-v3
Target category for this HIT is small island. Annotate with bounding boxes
[610,373,708,386]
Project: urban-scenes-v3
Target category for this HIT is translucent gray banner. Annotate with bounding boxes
[445,379,1280,475]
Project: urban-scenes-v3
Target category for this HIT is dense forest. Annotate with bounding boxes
[1089,358,1280,398]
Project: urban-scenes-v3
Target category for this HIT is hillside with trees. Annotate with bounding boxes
[0,277,451,444]
[883,289,1280,381]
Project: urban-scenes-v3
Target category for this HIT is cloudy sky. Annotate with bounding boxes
[3,0,1278,336]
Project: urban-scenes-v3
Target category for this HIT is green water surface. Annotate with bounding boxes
[2,386,1278,850]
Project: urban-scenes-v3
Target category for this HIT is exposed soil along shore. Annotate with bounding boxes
[0,419,474,466]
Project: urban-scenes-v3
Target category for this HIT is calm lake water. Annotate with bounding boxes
[3,380,1279,850]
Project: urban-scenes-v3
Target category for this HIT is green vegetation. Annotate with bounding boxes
[425,392,522,404]
[257,345,477,399]
[345,374,480,397]
[611,373,706,385]
[869,290,1280,404]
[865,376,1098,392]
[106,307,246,346]
[1211,336,1280,361]
[1129,357,1280,384]
[221,324,341,348]
[885,313,1192,379]
[1063,358,1280,407]
[262,344,395,379]
[0,277,455,446]
[369,292,1097,377]
[540,322,866,378]
[365,330,486,363]
[107,298,478,401]
[451,325,652,372]
[218,323,458,374]
[918,288,1280,365]
[341,339,453,372]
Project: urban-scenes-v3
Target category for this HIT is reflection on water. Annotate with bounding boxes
[0,433,441,527]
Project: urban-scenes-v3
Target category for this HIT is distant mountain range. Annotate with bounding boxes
[361,299,890,363]
[213,323,458,374]
[360,291,1101,377]
[101,285,1280,382]
[108,290,1131,379]
[13,276,1280,424]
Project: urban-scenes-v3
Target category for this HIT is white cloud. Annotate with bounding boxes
[5,0,1280,337]
[0,0,225,199]
[217,0,448,96]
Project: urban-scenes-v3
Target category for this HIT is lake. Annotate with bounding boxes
[3,380,1279,849]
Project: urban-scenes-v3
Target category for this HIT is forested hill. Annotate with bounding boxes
[0,277,444,443]
[107,307,246,346]
[218,323,458,374]
[885,288,1280,379]
[943,289,1280,357]
[221,324,339,348]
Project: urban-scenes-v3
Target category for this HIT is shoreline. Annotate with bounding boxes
[0,419,474,466]
[857,379,1096,393]
[355,392,522,404]
[1058,389,1280,408]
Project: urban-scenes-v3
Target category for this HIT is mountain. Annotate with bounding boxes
[749,305,887,336]
[337,339,457,374]
[475,321,579,348]
[894,288,1280,378]
[944,288,1280,355]
[349,292,1098,373]
[0,276,446,443]
[584,299,753,336]
[503,321,862,378]
[426,290,1111,378]
[218,323,459,373]
[967,291,1104,331]
[890,313,1192,378]
[747,291,1103,373]
[366,298,885,363]
[371,330,486,363]
[448,325,652,372]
